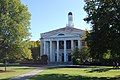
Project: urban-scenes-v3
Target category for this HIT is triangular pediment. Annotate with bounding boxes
[41,27,84,38]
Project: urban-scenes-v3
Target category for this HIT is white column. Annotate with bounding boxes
[71,40,74,50]
[52,42,55,62]
[57,40,59,62]
[40,41,43,55]
[64,40,67,62]
[46,42,49,55]
[44,41,46,55]
[50,41,52,62]
[78,40,81,49]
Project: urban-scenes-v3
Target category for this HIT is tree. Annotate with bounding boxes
[80,30,90,62]
[0,0,31,63]
[29,40,40,62]
[72,31,90,64]
[84,0,120,61]
[72,47,81,64]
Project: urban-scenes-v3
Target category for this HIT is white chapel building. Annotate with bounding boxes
[40,12,84,63]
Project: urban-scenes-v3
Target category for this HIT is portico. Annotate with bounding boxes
[42,38,81,62]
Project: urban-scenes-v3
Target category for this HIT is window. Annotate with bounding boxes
[59,41,64,49]
[67,41,71,49]
[75,41,78,47]
[58,33,64,36]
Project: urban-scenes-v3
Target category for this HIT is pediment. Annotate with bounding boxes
[49,32,81,38]
[41,27,84,38]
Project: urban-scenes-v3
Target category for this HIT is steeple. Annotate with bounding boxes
[67,12,74,27]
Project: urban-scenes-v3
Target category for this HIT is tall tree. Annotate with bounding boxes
[80,30,90,62]
[0,0,31,61]
[84,0,120,61]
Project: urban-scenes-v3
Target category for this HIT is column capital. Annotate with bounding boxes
[56,40,59,42]
[64,40,66,41]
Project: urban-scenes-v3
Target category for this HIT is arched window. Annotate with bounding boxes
[58,33,64,36]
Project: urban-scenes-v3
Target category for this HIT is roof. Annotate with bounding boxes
[41,27,84,38]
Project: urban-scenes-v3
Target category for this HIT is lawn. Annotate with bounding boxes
[29,66,120,80]
[0,66,34,80]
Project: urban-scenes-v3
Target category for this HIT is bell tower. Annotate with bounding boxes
[67,12,74,27]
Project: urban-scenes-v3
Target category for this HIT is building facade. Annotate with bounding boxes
[40,12,84,63]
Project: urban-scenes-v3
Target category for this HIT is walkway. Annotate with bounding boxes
[10,66,47,80]
[9,64,88,80]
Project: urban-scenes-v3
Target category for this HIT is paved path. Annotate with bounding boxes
[10,67,47,80]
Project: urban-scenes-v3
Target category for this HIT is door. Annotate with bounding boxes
[68,53,72,62]
[62,53,64,62]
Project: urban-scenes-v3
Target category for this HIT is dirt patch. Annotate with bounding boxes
[0,70,15,73]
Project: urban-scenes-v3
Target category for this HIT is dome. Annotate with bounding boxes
[68,12,72,15]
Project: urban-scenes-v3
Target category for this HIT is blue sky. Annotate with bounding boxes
[21,0,90,41]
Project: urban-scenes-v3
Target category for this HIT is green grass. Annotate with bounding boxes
[0,66,34,80]
[29,66,120,80]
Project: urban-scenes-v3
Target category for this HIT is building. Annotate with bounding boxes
[40,12,84,63]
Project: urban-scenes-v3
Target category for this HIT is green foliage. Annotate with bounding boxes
[80,30,90,62]
[103,50,111,59]
[21,41,32,59]
[29,40,40,61]
[0,0,31,61]
[72,46,89,64]
[72,31,90,64]
[84,0,120,61]
[72,47,80,59]
[72,47,80,64]
[80,46,90,62]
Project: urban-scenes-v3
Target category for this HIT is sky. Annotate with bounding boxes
[21,0,91,41]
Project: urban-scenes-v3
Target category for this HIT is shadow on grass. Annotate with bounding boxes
[29,74,120,80]
[0,78,11,80]
[11,67,33,70]
[88,68,120,73]
[0,65,35,70]
[1,75,35,80]
[48,65,100,69]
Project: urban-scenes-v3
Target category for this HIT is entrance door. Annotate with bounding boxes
[55,53,57,62]
[68,53,71,62]
[62,53,64,62]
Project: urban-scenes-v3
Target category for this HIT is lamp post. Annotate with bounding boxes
[5,46,8,71]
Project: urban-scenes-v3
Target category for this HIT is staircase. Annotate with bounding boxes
[48,62,73,66]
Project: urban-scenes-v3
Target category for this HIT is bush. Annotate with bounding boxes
[73,58,81,65]
[40,55,48,65]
